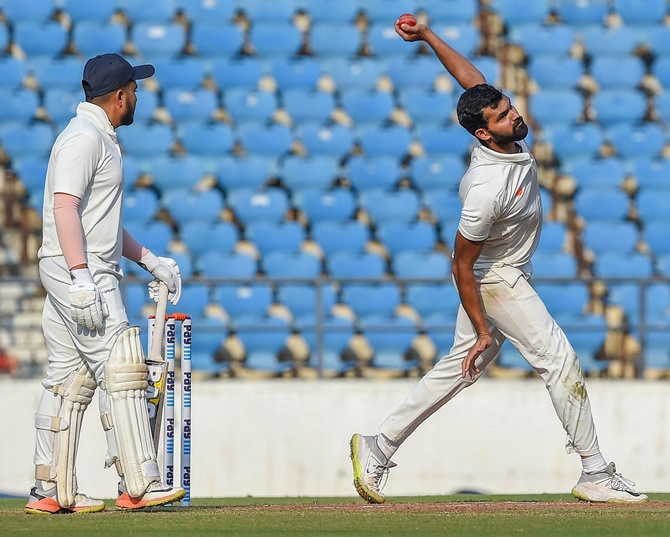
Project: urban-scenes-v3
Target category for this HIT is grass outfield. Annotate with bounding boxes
[2,494,670,536]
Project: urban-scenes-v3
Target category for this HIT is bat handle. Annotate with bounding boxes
[148,283,169,362]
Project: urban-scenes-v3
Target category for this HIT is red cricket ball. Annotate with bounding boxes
[398,13,417,27]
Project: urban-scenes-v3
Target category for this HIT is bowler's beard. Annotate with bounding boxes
[489,119,528,145]
[119,103,136,126]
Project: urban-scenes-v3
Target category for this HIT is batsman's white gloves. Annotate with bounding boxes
[138,251,182,305]
[69,268,107,330]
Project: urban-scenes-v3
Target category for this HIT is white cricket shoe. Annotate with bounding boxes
[571,462,648,503]
[116,480,186,510]
[350,433,396,504]
[25,484,106,514]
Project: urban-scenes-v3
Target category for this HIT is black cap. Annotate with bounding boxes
[82,53,155,99]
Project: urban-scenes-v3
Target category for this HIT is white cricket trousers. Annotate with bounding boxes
[380,267,601,457]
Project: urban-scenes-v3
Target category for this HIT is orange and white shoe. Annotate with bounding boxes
[25,485,106,515]
[115,480,186,510]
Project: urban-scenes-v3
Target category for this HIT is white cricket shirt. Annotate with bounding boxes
[457,139,542,274]
[38,102,125,266]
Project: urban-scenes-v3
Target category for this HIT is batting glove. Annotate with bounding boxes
[68,268,106,330]
[138,252,182,306]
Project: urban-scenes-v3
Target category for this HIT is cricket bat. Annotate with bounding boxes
[146,283,169,452]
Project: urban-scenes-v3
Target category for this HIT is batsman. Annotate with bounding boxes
[25,53,185,514]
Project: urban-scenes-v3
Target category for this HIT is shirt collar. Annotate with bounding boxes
[76,101,117,141]
[473,139,532,163]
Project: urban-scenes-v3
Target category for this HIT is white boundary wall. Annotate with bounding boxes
[2,378,669,499]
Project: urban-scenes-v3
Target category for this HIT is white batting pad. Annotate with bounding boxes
[106,326,160,497]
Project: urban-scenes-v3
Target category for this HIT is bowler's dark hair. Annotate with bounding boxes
[456,84,505,136]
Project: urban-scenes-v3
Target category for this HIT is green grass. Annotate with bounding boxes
[2,495,669,537]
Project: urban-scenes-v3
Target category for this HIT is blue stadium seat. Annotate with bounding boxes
[345,155,401,191]
[418,0,478,24]
[385,56,444,91]
[636,190,670,222]
[644,332,670,371]
[507,23,576,57]
[583,221,639,256]
[269,56,322,90]
[536,221,568,252]
[246,220,305,255]
[652,58,670,92]
[487,0,550,27]
[2,0,53,23]
[311,220,370,256]
[122,188,159,225]
[163,88,219,124]
[591,89,646,126]
[531,251,578,278]
[326,251,386,279]
[430,23,480,58]
[527,55,583,90]
[564,156,627,189]
[563,330,609,374]
[647,26,670,58]
[276,282,337,323]
[249,22,303,58]
[279,154,339,192]
[596,253,653,279]
[13,21,68,57]
[632,158,670,191]
[178,0,235,23]
[227,187,290,224]
[358,188,421,224]
[0,56,26,89]
[582,25,639,58]
[320,57,384,91]
[124,221,174,255]
[356,124,413,157]
[540,123,604,164]
[408,154,465,192]
[304,316,357,375]
[362,0,417,24]
[209,57,265,91]
[553,0,609,26]
[361,315,419,372]
[308,23,361,57]
[132,88,160,124]
[72,21,126,57]
[392,251,450,280]
[294,188,357,222]
[118,123,173,158]
[376,221,438,256]
[414,123,473,157]
[179,122,235,157]
[131,22,186,58]
[659,254,670,278]
[43,89,82,125]
[340,88,395,125]
[122,281,152,320]
[366,22,421,57]
[607,123,666,160]
[151,56,206,90]
[150,154,211,191]
[645,282,670,325]
[238,0,297,23]
[198,251,257,279]
[574,189,629,221]
[216,154,277,191]
[27,57,84,92]
[589,56,645,91]
[189,326,228,375]
[282,88,336,124]
[405,283,461,324]
[341,282,401,320]
[117,0,177,22]
[214,281,272,319]
[223,88,277,124]
[11,157,48,194]
[237,123,293,156]
[528,89,584,127]
[422,189,462,222]
[180,220,239,257]
[496,341,535,373]
[297,123,354,156]
[400,88,456,125]
[644,222,670,256]
[262,250,321,278]
[0,122,54,160]
[163,187,224,224]
[607,283,642,324]
[613,0,666,27]
[298,0,359,24]
[190,22,244,57]
[237,317,293,374]
[62,0,115,23]
[533,282,589,320]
